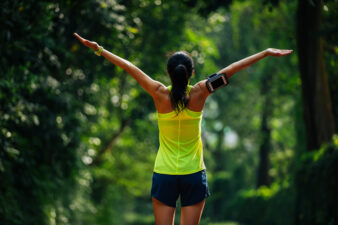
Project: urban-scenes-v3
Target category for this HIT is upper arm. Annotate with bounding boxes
[218,64,235,79]
[193,79,211,99]
[125,63,165,98]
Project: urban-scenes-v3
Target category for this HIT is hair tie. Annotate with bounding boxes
[176,64,188,78]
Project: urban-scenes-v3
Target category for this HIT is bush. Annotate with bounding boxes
[227,183,295,225]
[224,135,338,225]
[294,135,338,225]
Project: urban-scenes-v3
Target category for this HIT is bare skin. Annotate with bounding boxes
[152,197,206,225]
[152,197,176,225]
[74,32,293,224]
[180,199,206,225]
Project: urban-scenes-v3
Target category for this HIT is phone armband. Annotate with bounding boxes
[206,73,229,93]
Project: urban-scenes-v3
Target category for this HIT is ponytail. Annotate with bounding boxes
[167,51,194,113]
[170,64,189,112]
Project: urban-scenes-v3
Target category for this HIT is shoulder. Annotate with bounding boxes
[191,80,210,98]
[186,80,210,112]
[152,82,170,99]
[152,83,172,113]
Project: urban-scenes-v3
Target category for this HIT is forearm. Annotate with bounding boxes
[73,33,165,97]
[100,48,161,95]
[101,49,146,82]
[218,49,268,78]
[101,49,134,72]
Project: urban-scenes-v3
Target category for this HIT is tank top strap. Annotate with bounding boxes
[167,85,193,94]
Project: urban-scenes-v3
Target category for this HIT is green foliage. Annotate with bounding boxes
[226,183,295,225]
[1,0,337,224]
[1,1,82,224]
[198,2,300,222]
[294,135,338,225]
[219,136,338,225]
[1,0,198,224]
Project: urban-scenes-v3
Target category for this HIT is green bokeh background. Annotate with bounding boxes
[1,0,337,224]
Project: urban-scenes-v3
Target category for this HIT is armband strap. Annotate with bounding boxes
[94,46,103,56]
[206,73,229,93]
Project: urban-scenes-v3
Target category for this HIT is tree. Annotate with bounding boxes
[296,0,335,151]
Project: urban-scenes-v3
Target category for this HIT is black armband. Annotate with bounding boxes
[206,73,229,93]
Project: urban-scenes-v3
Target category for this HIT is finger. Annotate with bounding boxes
[281,50,293,55]
[73,33,86,43]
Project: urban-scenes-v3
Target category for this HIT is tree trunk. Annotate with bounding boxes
[256,77,272,188]
[296,0,335,151]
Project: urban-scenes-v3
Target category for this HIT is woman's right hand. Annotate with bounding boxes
[73,33,100,51]
[266,48,293,57]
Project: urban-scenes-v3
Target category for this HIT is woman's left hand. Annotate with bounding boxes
[266,48,293,57]
[73,33,100,51]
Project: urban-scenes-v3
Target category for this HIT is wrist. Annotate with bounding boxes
[263,49,269,57]
[94,46,104,56]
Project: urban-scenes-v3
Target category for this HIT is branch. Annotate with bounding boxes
[91,118,129,166]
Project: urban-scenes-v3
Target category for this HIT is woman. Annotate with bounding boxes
[74,33,293,225]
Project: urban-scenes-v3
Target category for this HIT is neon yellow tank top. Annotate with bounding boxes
[153,85,206,175]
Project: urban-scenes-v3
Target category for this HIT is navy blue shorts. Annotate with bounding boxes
[151,170,210,208]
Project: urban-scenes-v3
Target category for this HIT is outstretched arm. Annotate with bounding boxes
[218,48,293,79]
[193,48,293,99]
[73,33,164,98]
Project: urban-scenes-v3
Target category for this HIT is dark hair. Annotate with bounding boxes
[167,51,194,113]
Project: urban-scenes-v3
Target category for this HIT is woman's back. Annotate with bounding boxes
[154,85,206,175]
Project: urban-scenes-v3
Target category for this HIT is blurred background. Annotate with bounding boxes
[1,0,337,225]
